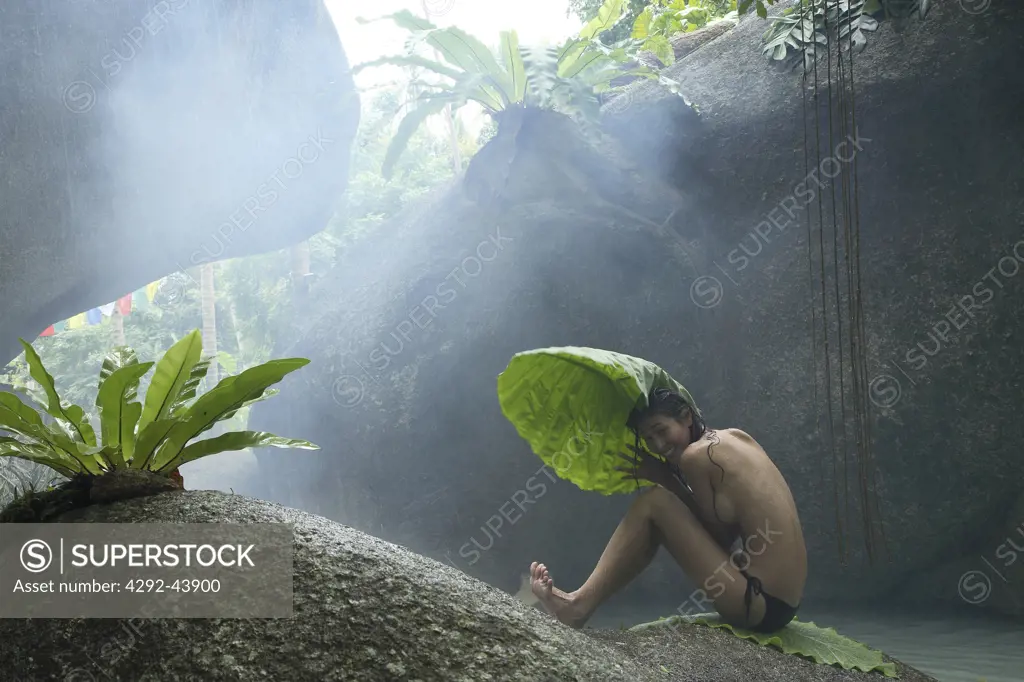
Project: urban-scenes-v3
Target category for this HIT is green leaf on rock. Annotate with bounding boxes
[629,614,898,677]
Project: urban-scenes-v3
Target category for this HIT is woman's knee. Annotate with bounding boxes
[632,485,677,513]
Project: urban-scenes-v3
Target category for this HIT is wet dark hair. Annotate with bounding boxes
[626,388,705,443]
[622,388,706,493]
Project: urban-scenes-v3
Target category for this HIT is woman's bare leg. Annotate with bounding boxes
[529,498,660,627]
[530,486,762,628]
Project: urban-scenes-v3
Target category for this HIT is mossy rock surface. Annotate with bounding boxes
[1,491,936,681]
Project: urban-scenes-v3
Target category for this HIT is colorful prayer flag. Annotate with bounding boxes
[86,308,102,325]
[39,325,55,337]
[145,281,159,302]
[133,288,151,313]
[99,302,116,316]
[68,313,86,329]
[117,293,132,316]
[53,320,66,333]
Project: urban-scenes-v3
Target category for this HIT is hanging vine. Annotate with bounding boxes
[797,0,888,563]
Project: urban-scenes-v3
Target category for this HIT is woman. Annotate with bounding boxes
[528,388,807,633]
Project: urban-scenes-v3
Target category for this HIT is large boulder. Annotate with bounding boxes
[0,0,359,366]
[244,0,1024,619]
[897,489,1024,619]
[0,490,935,681]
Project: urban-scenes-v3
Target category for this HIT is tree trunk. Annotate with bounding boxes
[227,298,247,372]
[445,103,462,174]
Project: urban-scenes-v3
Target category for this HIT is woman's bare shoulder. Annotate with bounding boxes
[717,427,756,444]
[681,429,767,466]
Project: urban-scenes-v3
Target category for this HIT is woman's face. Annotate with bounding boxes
[639,412,693,463]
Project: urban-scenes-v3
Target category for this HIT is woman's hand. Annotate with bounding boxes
[614,445,672,487]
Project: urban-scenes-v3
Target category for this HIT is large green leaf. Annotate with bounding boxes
[119,402,144,464]
[0,391,49,439]
[132,419,178,470]
[39,423,102,474]
[448,73,505,112]
[18,339,95,446]
[98,347,142,400]
[631,8,653,39]
[95,362,154,467]
[216,351,237,376]
[499,31,527,104]
[206,388,279,433]
[497,347,697,495]
[382,93,465,179]
[137,330,203,436]
[0,393,95,473]
[168,358,212,418]
[630,614,897,677]
[578,0,625,41]
[147,359,310,471]
[559,41,612,79]
[157,430,319,474]
[0,441,78,478]
[363,11,510,100]
[555,38,589,79]
[645,34,674,66]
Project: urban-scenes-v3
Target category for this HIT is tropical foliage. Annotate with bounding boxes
[631,0,737,66]
[1,83,457,505]
[762,0,875,65]
[0,330,317,481]
[353,0,687,177]
[568,0,651,44]
[761,0,928,66]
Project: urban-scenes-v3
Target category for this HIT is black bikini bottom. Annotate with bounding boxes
[741,570,799,633]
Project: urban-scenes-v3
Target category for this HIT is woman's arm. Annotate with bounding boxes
[663,468,738,552]
[618,447,739,550]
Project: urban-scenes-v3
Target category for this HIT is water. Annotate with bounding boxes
[581,599,1022,682]
[800,607,1023,682]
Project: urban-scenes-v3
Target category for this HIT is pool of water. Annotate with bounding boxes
[800,607,1023,682]
[587,602,1023,681]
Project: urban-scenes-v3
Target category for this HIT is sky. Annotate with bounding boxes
[324,0,584,137]
[326,0,583,82]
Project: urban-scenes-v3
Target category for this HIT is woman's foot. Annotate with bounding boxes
[528,561,590,628]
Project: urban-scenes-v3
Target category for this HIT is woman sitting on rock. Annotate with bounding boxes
[528,388,807,633]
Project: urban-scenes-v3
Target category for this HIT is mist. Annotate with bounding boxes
[2,2,1022,681]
